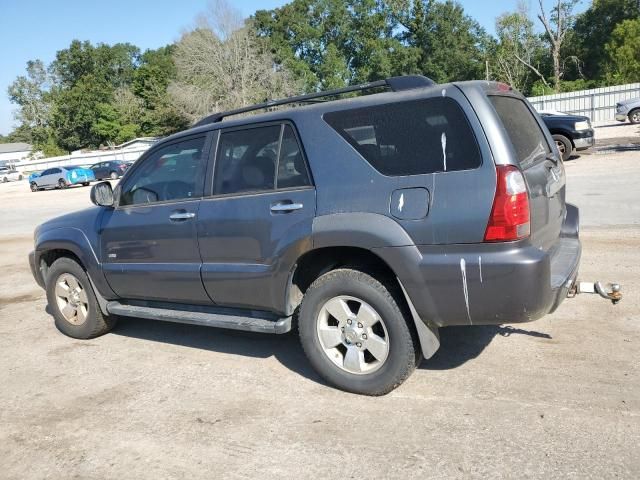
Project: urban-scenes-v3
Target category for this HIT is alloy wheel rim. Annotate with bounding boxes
[632,112,640,123]
[555,140,566,154]
[316,295,390,375]
[54,273,89,325]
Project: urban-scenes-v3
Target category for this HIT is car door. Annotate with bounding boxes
[40,168,60,188]
[92,163,105,179]
[100,134,214,304]
[197,122,316,313]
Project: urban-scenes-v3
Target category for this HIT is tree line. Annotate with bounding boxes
[2,0,639,157]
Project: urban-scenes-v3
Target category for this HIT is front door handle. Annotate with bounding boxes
[169,211,196,221]
[270,202,303,213]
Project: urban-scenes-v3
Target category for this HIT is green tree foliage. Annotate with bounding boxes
[570,0,640,81]
[605,19,640,84]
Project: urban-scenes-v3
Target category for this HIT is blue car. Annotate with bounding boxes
[29,165,95,192]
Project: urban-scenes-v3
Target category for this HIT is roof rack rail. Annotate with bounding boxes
[194,75,435,127]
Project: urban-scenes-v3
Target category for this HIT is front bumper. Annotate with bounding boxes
[573,129,595,150]
[616,113,628,122]
[29,250,45,289]
[378,204,581,327]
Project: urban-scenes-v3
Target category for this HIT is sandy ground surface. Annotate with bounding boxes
[0,129,638,479]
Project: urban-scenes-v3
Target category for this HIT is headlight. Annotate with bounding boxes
[574,121,590,130]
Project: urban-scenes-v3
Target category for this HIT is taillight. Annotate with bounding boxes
[484,165,530,242]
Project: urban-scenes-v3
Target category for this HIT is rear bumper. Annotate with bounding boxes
[377,204,581,327]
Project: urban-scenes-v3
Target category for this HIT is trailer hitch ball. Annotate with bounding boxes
[569,281,622,304]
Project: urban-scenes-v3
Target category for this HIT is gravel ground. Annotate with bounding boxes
[0,141,638,479]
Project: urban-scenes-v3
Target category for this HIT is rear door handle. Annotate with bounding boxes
[270,202,303,213]
[169,211,196,221]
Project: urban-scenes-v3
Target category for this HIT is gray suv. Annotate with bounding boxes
[615,97,640,124]
[29,76,582,395]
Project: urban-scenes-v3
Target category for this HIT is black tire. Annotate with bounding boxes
[2,177,7,183]
[82,182,90,186]
[18,174,23,181]
[629,109,640,125]
[553,134,573,161]
[109,171,118,180]
[30,182,39,192]
[46,257,117,339]
[58,179,67,189]
[298,268,420,395]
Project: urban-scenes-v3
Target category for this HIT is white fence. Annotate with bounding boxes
[527,83,640,123]
[13,147,150,173]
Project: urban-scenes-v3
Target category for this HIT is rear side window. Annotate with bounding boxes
[324,97,481,176]
[214,124,311,195]
[489,96,550,167]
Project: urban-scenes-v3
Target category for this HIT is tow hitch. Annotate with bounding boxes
[568,281,622,304]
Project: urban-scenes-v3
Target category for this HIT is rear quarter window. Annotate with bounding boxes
[324,97,481,176]
[489,96,551,168]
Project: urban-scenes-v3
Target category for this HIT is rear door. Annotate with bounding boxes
[488,95,565,250]
[197,122,315,313]
[42,168,61,188]
[100,134,213,304]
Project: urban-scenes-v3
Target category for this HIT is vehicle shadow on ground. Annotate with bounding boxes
[110,316,327,384]
[108,313,551,377]
[420,325,551,370]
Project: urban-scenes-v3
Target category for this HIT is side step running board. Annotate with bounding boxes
[106,301,292,334]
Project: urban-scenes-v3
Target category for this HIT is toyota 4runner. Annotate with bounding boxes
[29,76,619,395]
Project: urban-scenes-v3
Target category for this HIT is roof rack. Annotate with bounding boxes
[194,75,436,127]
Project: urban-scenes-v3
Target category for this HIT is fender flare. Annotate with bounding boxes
[311,213,440,358]
[35,227,116,301]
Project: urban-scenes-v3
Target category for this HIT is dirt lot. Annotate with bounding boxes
[1,124,638,479]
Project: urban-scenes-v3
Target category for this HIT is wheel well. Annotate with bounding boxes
[550,130,574,147]
[290,246,400,312]
[39,249,84,282]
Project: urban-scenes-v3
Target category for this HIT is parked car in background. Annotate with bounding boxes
[0,166,23,183]
[540,112,595,161]
[29,166,95,191]
[90,160,130,180]
[615,97,640,124]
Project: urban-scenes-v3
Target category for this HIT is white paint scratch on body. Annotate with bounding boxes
[478,256,483,283]
[460,258,472,324]
[441,132,447,171]
[398,193,404,212]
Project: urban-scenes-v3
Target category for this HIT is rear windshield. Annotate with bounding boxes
[324,97,481,176]
[489,96,550,167]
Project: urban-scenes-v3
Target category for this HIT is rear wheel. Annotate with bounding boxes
[46,257,117,339]
[298,268,420,395]
[58,179,67,189]
[18,174,23,181]
[553,134,573,161]
[2,177,7,183]
[82,182,90,186]
[629,109,640,125]
[30,182,38,192]
[109,171,118,180]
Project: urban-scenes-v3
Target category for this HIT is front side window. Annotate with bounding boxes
[120,136,206,206]
[213,124,311,195]
[324,97,482,176]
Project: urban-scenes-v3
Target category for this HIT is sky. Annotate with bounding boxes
[0,0,587,136]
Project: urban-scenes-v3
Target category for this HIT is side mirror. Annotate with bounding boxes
[90,181,114,207]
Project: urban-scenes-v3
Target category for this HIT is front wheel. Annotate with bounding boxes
[46,257,117,339]
[82,182,90,186]
[298,268,420,395]
[2,177,7,183]
[629,109,640,125]
[58,179,67,189]
[553,134,573,161]
[30,182,39,192]
[109,171,118,180]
